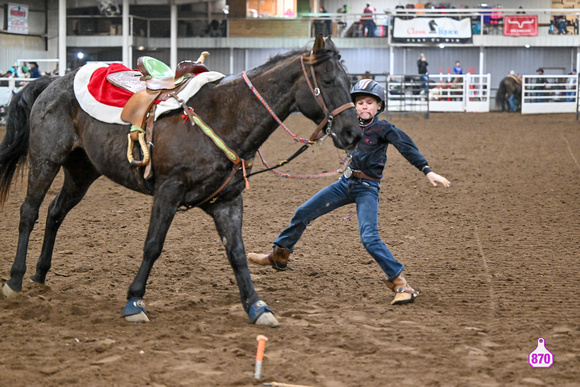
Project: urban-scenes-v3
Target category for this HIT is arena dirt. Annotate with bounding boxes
[1,112,578,386]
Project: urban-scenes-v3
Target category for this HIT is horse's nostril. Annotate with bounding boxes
[342,127,361,149]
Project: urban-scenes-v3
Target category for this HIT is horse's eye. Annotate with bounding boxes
[321,76,333,86]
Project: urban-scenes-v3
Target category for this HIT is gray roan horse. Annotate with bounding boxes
[0,36,361,326]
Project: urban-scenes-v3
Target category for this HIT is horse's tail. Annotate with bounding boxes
[0,76,57,207]
[496,78,506,108]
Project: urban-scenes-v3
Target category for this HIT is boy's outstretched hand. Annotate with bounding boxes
[426,171,451,188]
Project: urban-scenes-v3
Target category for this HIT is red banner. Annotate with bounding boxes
[504,15,538,36]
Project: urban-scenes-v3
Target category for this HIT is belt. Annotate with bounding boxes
[344,167,380,182]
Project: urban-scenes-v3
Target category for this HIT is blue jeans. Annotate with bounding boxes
[508,95,516,111]
[273,176,405,281]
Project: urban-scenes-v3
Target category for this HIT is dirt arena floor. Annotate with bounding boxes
[0,112,579,386]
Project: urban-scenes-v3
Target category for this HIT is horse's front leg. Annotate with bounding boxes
[121,186,180,323]
[205,195,279,327]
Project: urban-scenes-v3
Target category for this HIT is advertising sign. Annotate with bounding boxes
[7,3,29,34]
[392,17,472,43]
[504,15,538,36]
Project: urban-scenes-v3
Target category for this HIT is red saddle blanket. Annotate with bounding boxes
[87,63,135,108]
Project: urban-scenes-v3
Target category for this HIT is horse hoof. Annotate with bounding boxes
[248,300,279,327]
[124,311,150,323]
[255,312,280,327]
[122,298,150,323]
[2,283,20,299]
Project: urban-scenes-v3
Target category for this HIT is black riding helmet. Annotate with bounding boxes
[350,79,385,113]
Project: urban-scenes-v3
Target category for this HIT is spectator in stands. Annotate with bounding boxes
[314,7,331,37]
[417,53,429,93]
[1,62,19,78]
[452,60,463,84]
[388,75,403,99]
[566,68,577,102]
[453,61,463,75]
[18,62,30,78]
[556,15,568,35]
[341,60,349,73]
[28,62,42,78]
[321,7,332,36]
[336,4,348,37]
[359,71,374,80]
[361,3,376,37]
[534,68,548,103]
[207,19,221,37]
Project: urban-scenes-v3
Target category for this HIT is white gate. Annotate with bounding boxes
[521,74,578,114]
[428,74,490,113]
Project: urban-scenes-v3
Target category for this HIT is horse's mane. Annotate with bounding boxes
[258,44,339,73]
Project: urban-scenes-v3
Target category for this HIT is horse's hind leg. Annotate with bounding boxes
[30,151,101,284]
[3,160,62,297]
[205,195,279,327]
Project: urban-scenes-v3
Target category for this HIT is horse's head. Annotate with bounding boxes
[294,36,361,150]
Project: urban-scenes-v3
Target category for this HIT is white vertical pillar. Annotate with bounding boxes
[230,47,234,75]
[389,45,394,75]
[479,47,484,76]
[171,4,178,70]
[123,0,129,67]
[59,0,66,75]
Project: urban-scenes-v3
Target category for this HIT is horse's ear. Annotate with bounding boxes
[313,34,324,53]
[324,36,337,51]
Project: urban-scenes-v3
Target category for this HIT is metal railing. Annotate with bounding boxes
[521,74,578,114]
[64,8,580,39]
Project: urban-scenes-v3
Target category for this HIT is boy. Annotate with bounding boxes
[248,79,450,305]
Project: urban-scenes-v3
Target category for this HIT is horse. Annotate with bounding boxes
[0,35,361,327]
[496,75,522,112]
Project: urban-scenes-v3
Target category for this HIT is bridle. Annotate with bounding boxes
[242,52,355,144]
[299,54,355,141]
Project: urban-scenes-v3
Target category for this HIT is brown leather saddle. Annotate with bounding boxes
[110,52,210,179]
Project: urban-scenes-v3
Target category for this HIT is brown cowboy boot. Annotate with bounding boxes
[381,274,419,305]
[247,246,292,271]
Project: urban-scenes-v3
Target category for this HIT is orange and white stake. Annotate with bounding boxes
[254,335,268,379]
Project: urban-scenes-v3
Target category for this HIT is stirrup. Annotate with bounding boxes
[127,126,150,167]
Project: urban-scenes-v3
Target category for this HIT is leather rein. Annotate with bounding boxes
[242,54,355,144]
[239,53,355,179]
[175,53,354,210]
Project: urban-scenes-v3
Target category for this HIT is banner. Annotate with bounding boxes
[392,17,472,43]
[7,3,29,34]
[503,15,538,36]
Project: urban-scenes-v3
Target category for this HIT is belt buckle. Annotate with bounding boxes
[344,166,352,178]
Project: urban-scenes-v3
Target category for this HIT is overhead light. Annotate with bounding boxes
[77,52,85,59]
[438,43,445,48]
[97,0,120,16]
[138,45,145,51]
[525,44,530,48]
